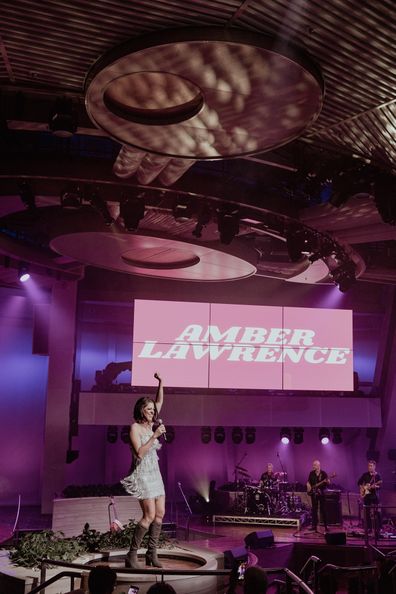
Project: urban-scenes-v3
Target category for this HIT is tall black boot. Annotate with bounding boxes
[145,521,163,568]
[125,522,147,568]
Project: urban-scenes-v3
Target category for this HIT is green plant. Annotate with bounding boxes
[9,521,175,568]
[10,530,85,568]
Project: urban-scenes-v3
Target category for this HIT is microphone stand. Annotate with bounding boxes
[178,482,193,541]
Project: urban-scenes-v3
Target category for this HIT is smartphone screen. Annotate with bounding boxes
[128,586,140,594]
[237,561,247,581]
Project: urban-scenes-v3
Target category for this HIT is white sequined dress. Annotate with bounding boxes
[121,429,165,500]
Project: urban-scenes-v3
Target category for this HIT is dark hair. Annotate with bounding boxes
[88,565,117,594]
[133,396,158,423]
[243,566,268,594]
[146,583,177,594]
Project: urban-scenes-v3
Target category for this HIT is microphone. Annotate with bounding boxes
[156,418,167,442]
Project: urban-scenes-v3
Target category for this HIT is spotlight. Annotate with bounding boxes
[245,427,256,445]
[374,174,396,225]
[49,97,77,137]
[280,428,291,445]
[60,186,82,209]
[294,427,304,445]
[121,425,131,444]
[332,428,343,444]
[66,449,79,464]
[18,263,30,283]
[330,260,356,292]
[231,427,243,445]
[18,181,36,211]
[89,190,115,226]
[201,426,211,444]
[107,425,118,444]
[192,204,212,238]
[120,194,145,231]
[217,206,239,244]
[173,195,193,221]
[319,428,330,445]
[214,426,226,444]
[285,227,315,263]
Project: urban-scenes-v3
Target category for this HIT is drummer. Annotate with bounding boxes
[259,463,279,490]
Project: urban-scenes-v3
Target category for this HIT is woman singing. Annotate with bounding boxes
[121,372,166,568]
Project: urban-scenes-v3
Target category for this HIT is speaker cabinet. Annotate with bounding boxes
[244,529,274,549]
[223,546,248,569]
[321,491,342,525]
[325,531,346,545]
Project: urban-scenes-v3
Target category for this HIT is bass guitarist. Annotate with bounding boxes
[307,459,330,533]
[357,460,382,534]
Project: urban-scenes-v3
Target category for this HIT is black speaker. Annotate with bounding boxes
[244,529,274,549]
[321,492,342,525]
[325,531,346,545]
[223,546,248,569]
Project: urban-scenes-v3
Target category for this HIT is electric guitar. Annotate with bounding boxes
[307,472,336,496]
[359,480,382,497]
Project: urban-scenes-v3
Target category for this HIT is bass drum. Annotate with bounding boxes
[246,488,272,516]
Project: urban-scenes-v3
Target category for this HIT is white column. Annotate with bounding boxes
[41,280,78,513]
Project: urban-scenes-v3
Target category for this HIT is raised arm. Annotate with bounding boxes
[154,372,164,414]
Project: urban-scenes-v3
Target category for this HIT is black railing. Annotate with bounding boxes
[26,558,314,594]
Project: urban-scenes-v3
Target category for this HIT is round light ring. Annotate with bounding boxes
[85,27,324,159]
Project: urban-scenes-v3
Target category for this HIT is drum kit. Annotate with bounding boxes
[233,468,304,517]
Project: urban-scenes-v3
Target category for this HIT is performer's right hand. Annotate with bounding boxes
[154,423,166,439]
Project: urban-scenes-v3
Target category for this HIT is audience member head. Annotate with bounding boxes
[243,566,268,594]
[146,584,177,594]
[88,565,117,594]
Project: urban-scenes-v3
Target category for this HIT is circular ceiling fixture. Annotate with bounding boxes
[85,27,324,159]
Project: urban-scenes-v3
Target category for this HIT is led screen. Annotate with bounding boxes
[132,300,353,391]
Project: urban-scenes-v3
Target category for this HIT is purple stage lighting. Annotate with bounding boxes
[18,265,30,283]
[280,428,291,444]
[319,428,330,445]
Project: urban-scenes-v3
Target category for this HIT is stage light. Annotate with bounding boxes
[332,428,343,444]
[173,195,193,221]
[89,190,115,226]
[294,427,304,445]
[66,449,79,464]
[192,204,212,238]
[60,186,82,209]
[319,428,330,445]
[49,97,77,137]
[231,427,243,444]
[201,426,211,444]
[107,425,118,444]
[245,427,256,445]
[330,260,356,292]
[374,174,396,225]
[121,425,131,444]
[214,426,226,444]
[18,263,30,283]
[18,181,36,211]
[120,194,145,231]
[217,206,239,244]
[280,428,291,444]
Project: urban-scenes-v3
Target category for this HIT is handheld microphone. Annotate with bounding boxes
[156,418,167,442]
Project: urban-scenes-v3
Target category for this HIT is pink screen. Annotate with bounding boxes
[131,300,353,391]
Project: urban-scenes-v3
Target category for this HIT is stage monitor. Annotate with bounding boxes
[131,300,353,391]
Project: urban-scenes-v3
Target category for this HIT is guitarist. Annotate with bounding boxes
[306,459,330,532]
[357,460,382,533]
